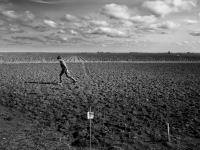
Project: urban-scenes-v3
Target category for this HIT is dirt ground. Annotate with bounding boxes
[0,105,73,150]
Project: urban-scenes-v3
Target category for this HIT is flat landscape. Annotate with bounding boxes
[0,53,200,150]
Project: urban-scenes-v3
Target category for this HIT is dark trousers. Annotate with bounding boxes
[59,69,75,83]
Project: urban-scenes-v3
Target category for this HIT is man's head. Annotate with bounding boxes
[57,55,62,60]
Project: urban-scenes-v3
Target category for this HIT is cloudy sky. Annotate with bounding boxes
[0,0,200,52]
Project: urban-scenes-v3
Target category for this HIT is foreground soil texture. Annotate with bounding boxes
[0,62,200,150]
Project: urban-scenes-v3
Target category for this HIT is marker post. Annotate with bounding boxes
[87,106,94,150]
[167,122,171,143]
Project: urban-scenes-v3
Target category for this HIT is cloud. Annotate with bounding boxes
[43,20,59,28]
[176,42,183,45]
[3,38,31,45]
[9,27,24,33]
[58,28,80,35]
[10,34,88,46]
[1,10,35,24]
[183,41,189,44]
[82,34,99,39]
[182,19,198,24]
[62,14,102,28]
[67,37,90,43]
[130,15,157,24]
[12,36,44,43]
[11,34,84,46]
[192,41,197,44]
[119,20,134,27]
[99,3,134,20]
[57,30,66,34]
[86,27,132,38]
[142,1,175,17]
[0,1,11,11]
[61,14,81,22]
[61,13,110,28]
[79,15,93,21]
[30,24,49,32]
[190,29,200,36]
[99,3,157,25]
[150,21,180,29]
[142,0,197,17]
[29,0,66,4]
[131,20,180,35]
[0,23,24,34]
[70,30,79,35]
[0,9,51,32]
[43,33,68,43]
[90,20,109,27]
[11,34,79,45]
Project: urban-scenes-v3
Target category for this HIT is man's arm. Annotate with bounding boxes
[60,60,68,69]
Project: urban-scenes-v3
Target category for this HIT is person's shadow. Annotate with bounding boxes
[25,81,59,85]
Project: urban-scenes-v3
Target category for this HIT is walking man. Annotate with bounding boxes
[57,55,76,84]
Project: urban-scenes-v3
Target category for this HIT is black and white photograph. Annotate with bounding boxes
[0,0,200,149]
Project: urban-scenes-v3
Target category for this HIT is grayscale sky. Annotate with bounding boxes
[0,0,200,52]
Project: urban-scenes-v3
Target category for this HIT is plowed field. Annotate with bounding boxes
[0,63,200,150]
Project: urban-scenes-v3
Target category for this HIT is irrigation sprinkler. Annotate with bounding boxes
[87,106,94,150]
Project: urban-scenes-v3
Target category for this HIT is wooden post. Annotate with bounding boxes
[167,122,171,143]
[90,106,91,150]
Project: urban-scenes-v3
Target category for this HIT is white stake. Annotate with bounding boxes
[87,106,94,150]
[167,122,171,143]
[90,106,91,150]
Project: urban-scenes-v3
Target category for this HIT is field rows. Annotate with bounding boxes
[1,53,200,62]
[1,60,200,64]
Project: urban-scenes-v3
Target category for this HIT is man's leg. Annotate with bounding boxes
[65,70,76,83]
[59,70,65,83]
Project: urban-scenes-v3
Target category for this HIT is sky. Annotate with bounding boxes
[0,0,200,53]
